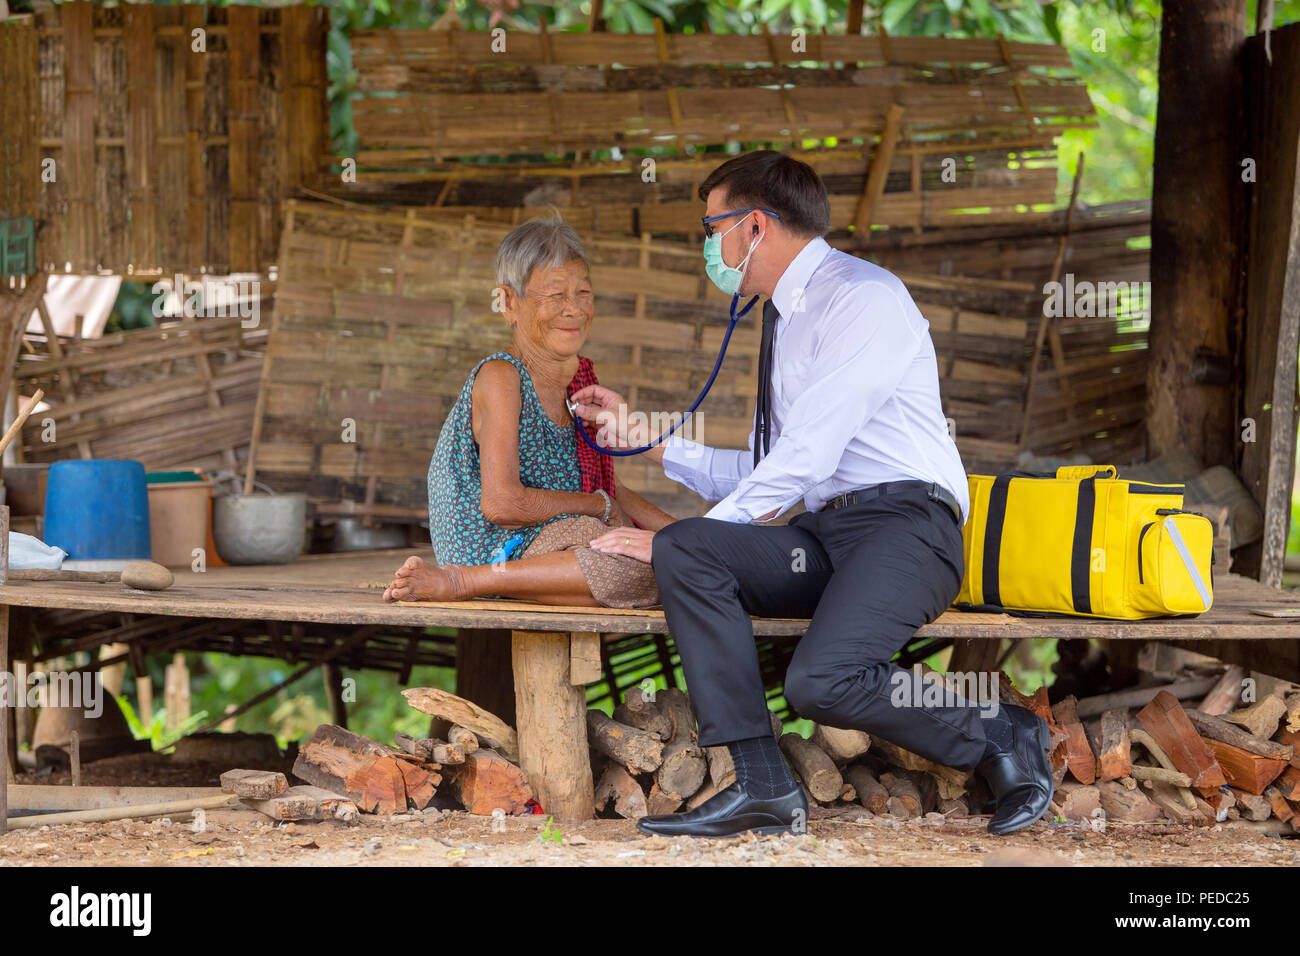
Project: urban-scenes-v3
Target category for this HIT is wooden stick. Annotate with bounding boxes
[6,794,238,829]
[0,388,43,458]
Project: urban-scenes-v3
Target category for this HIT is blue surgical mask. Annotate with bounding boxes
[703,213,763,296]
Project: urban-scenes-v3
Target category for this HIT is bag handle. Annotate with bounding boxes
[1055,465,1117,480]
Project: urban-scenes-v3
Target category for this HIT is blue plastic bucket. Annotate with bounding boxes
[43,460,151,564]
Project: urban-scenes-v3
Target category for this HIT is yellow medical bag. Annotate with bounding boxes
[955,465,1214,620]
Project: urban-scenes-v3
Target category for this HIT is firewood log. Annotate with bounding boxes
[1057,782,1101,822]
[843,764,889,814]
[1143,780,1214,826]
[442,750,532,815]
[879,770,921,818]
[1096,779,1163,823]
[430,741,466,765]
[655,688,698,744]
[1284,693,1300,734]
[646,781,682,815]
[1204,739,1287,795]
[779,733,842,803]
[706,745,736,791]
[393,733,435,761]
[1136,691,1227,791]
[1097,709,1132,781]
[395,759,439,810]
[769,709,783,739]
[245,785,359,822]
[810,724,871,765]
[1274,765,1300,801]
[1229,788,1273,821]
[1130,765,1192,787]
[1183,707,1294,761]
[293,725,438,814]
[938,796,968,816]
[1197,665,1246,715]
[593,761,648,820]
[656,740,706,800]
[447,725,480,755]
[402,687,518,762]
[1264,787,1295,823]
[1052,696,1097,784]
[615,690,673,741]
[220,769,288,800]
[1221,695,1287,739]
[586,710,664,773]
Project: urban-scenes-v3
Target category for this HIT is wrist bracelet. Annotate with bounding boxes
[594,488,612,523]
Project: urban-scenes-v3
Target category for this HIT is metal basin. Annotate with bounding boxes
[212,493,307,565]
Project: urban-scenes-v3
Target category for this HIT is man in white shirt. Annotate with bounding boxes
[573,150,1052,839]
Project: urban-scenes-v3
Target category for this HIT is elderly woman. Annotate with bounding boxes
[383,217,673,608]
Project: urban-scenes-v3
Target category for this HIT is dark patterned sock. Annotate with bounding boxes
[728,735,798,799]
[982,709,1017,760]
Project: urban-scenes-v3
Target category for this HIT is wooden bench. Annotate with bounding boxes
[2,551,1297,826]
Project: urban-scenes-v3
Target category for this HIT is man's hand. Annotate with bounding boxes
[570,384,650,450]
[589,527,656,564]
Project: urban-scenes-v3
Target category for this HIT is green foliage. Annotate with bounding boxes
[539,815,564,843]
[117,694,212,751]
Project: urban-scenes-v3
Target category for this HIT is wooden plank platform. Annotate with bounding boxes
[0,551,1293,640]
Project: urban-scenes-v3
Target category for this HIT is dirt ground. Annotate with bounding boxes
[5,755,1297,867]
[3,804,1299,867]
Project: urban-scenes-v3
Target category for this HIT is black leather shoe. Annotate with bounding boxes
[976,702,1054,835]
[636,781,808,839]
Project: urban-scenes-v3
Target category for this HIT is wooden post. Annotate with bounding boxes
[511,630,594,821]
[323,661,347,729]
[853,103,905,234]
[164,652,190,732]
[1147,0,1247,467]
[1236,24,1300,585]
[1,605,10,835]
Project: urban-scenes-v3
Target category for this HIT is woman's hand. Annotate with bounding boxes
[589,527,656,564]
[569,384,649,450]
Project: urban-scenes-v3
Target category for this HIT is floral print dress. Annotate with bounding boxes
[428,351,582,566]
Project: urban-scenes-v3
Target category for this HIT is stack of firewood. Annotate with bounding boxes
[1038,664,1299,829]
[589,668,1300,830]
[225,686,537,821]
[586,687,979,820]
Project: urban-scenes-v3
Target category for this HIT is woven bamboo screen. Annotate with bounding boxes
[14,297,270,473]
[341,26,1091,235]
[31,1,328,276]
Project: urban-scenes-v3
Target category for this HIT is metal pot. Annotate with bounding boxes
[212,493,307,565]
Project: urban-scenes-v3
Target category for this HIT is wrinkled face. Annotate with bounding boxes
[502,258,594,358]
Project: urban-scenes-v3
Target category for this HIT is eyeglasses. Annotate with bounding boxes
[701,207,781,239]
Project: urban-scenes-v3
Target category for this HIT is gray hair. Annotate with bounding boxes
[494,214,590,297]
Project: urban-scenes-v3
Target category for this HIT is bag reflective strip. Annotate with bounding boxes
[1165,520,1211,610]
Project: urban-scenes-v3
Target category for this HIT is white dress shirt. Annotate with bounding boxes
[660,235,970,525]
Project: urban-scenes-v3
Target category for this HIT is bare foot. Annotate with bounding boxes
[383,556,469,602]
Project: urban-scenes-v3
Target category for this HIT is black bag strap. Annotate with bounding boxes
[1070,474,1099,614]
[981,473,1015,606]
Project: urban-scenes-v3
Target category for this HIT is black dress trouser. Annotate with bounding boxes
[651,483,990,771]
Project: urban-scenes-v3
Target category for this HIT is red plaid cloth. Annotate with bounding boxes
[566,355,616,499]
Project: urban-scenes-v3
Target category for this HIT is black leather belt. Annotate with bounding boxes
[825,480,962,526]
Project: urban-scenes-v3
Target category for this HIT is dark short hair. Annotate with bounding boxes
[698,150,830,238]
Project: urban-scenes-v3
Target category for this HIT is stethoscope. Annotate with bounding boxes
[564,293,760,456]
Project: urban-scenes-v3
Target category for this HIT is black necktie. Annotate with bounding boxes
[754,299,780,467]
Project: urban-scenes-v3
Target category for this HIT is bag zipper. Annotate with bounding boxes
[1137,521,1153,584]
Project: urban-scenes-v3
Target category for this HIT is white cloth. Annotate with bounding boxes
[661,235,970,525]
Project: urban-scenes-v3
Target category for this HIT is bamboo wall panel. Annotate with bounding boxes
[29,1,328,276]
[346,26,1091,239]
[1,15,41,229]
[15,303,270,473]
